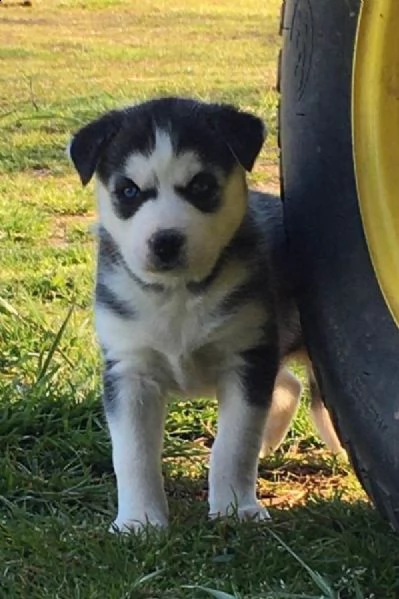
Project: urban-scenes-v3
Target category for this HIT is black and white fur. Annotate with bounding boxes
[69,97,343,533]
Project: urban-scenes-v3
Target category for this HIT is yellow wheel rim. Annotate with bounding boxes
[353,0,399,327]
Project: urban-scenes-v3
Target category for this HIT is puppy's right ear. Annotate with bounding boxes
[68,111,123,186]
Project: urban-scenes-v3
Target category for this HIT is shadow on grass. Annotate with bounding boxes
[2,398,398,598]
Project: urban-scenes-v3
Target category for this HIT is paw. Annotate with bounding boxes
[209,502,271,522]
[109,514,168,534]
[236,503,271,522]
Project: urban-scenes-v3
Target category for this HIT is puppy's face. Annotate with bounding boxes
[69,98,265,286]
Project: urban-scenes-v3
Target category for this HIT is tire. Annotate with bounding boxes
[279,0,399,531]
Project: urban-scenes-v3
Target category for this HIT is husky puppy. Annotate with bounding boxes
[69,97,342,533]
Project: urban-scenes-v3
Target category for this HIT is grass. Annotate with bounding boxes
[0,0,398,597]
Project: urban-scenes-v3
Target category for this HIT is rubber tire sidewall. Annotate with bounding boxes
[279,0,399,530]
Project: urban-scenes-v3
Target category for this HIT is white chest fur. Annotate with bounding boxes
[96,266,267,397]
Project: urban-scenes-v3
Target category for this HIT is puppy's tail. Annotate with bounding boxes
[260,365,347,458]
[308,367,346,456]
[260,367,302,458]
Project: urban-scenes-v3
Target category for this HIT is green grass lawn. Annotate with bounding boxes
[1,1,398,597]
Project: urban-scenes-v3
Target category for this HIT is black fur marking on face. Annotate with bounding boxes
[112,175,157,220]
[175,171,221,214]
[70,98,265,188]
[96,111,156,185]
[95,281,136,319]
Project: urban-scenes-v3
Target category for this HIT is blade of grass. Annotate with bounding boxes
[132,569,165,587]
[35,305,74,385]
[183,586,238,599]
[0,297,21,318]
[265,528,337,599]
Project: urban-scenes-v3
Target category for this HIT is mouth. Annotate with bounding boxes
[122,252,225,294]
[145,257,186,274]
[121,255,190,292]
[121,259,166,292]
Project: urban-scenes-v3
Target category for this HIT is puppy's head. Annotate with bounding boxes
[69,97,265,286]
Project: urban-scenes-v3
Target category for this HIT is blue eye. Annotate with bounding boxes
[115,177,141,201]
[122,183,139,199]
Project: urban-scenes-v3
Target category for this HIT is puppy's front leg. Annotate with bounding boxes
[104,360,168,533]
[209,348,277,521]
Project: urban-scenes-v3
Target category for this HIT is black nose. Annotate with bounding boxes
[148,229,185,270]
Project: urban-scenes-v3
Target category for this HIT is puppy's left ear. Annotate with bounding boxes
[208,104,266,172]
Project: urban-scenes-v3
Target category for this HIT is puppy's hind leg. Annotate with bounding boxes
[308,367,345,455]
[259,367,302,458]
